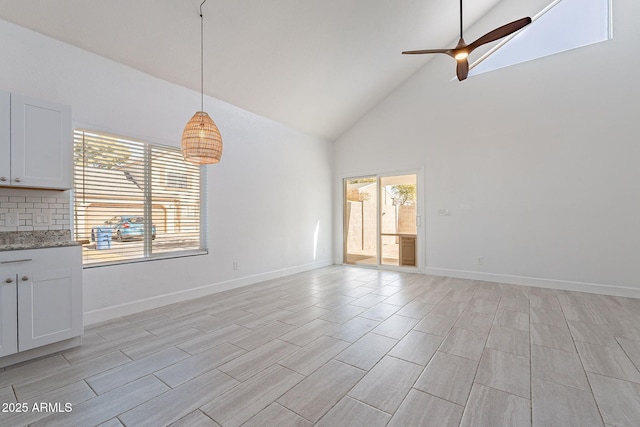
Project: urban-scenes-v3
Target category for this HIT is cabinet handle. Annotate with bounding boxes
[4,278,13,284]
[21,276,29,281]
[1,259,32,264]
[14,178,21,183]
[0,176,6,181]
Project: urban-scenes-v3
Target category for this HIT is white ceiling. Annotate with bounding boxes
[0,0,511,140]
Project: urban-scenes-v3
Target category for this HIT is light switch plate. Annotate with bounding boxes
[6,212,18,227]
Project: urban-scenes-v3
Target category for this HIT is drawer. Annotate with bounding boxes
[0,246,81,275]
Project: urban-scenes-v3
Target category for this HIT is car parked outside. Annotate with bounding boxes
[91,215,156,242]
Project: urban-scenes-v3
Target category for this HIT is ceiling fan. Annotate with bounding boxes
[403,0,532,81]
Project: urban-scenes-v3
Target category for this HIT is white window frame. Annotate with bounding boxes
[73,129,208,267]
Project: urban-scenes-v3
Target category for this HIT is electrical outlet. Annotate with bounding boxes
[34,212,51,226]
[476,256,484,265]
[5,212,19,227]
[233,261,239,270]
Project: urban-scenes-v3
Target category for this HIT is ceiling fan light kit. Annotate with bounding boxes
[181,0,223,164]
[454,51,469,60]
[403,0,532,81]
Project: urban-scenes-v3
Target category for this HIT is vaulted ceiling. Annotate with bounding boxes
[0,0,528,140]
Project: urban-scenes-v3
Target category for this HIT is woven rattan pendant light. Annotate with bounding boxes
[182,0,223,164]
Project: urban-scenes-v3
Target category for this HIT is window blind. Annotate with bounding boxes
[73,129,206,266]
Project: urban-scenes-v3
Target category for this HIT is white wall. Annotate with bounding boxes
[0,19,333,323]
[334,0,640,297]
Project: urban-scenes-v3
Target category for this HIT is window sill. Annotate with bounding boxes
[82,249,209,269]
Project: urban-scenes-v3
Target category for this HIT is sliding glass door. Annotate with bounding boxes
[380,174,417,267]
[344,173,419,269]
[344,177,378,266]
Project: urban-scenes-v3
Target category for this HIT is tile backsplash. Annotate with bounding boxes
[0,187,71,232]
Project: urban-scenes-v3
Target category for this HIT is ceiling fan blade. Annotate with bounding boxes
[402,49,451,55]
[467,17,532,52]
[456,59,469,81]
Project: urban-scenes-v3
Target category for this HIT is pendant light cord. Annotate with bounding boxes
[200,0,207,112]
[459,0,463,39]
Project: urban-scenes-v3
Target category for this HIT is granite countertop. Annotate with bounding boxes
[0,230,83,252]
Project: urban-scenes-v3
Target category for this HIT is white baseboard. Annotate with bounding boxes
[425,267,640,299]
[84,259,333,325]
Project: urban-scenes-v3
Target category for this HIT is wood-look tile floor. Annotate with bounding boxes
[2,266,640,426]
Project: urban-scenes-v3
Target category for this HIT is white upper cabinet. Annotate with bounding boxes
[0,91,9,185]
[0,92,72,190]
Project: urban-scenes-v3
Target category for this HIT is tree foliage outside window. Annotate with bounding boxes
[73,135,131,170]
[391,184,416,205]
[350,178,376,184]
[347,189,371,202]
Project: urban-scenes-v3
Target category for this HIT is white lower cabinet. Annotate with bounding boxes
[0,246,82,358]
[0,274,18,356]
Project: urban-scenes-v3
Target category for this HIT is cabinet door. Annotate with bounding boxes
[10,94,72,189]
[18,264,82,351]
[0,91,9,184]
[0,274,18,357]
